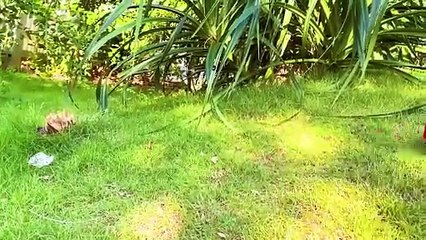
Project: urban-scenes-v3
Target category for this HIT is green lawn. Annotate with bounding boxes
[0,70,425,239]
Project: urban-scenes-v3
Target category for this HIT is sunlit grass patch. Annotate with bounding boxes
[250,216,291,240]
[117,196,185,240]
[196,120,260,164]
[1,71,424,239]
[267,117,346,164]
[126,141,166,168]
[395,140,425,182]
[285,179,398,239]
[397,146,426,164]
[248,178,400,239]
[169,102,204,120]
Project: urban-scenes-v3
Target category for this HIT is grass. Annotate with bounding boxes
[0,70,425,239]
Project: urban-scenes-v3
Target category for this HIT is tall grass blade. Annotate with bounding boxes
[96,77,108,112]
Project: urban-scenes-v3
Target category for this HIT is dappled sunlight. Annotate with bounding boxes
[394,145,425,194]
[196,120,260,165]
[126,141,166,168]
[251,217,291,240]
[397,146,426,162]
[288,179,398,239]
[2,71,424,238]
[117,196,185,240]
[252,179,399,239]
[219,138,259,165]
[266,117,346,164]
[356,80,382,92]
[398,87,426,99]
[169,103,204,120]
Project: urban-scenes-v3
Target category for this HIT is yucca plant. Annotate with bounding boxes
[84,0,425,112]
[267,0,425,100]
[330,0,426,103]
[375,0,426,67]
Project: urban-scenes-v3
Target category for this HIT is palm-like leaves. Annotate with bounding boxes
[84,0,425,112]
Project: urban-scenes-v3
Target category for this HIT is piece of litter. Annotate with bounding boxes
[251,190,260,196]
[217,232,227,239]
[39,175,52,181]
[28,152,54,168]
[211,155,219,164]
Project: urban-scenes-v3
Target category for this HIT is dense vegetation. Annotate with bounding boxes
[1,1,425,239]
[85,0,426,100]
[1,0,425,110]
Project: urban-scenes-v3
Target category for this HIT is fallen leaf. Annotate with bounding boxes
[211,155,219,164]
[217,232,226,239]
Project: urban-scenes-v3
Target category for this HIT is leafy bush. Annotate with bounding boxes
[2,0,424,111]
[0,0,30,65]
[3,0,131,83]
[27,1,89,80]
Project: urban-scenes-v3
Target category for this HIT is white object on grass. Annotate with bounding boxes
[211,155,219,164]
[28,152,54,168]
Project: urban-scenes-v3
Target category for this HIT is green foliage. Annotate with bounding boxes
[0,0,30,63]
[2,0,424,112]
[79,0,122,11]
[28,0,91,80]
[12,0,133,81]
[84,0,425,112]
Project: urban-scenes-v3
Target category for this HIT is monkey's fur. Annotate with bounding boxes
[37,111,76,135]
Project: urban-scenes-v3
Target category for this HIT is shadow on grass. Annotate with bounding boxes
[1,70,424,239]
[405,138,426,155]
[232,114,424,239]
[97,92,425,239]
[220,74,425,121]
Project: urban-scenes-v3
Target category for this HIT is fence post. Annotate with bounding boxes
[8,14,33,70]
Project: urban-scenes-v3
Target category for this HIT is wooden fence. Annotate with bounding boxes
[1,14,36,70]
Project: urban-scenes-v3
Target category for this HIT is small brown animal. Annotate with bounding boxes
[37,111,76,135]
